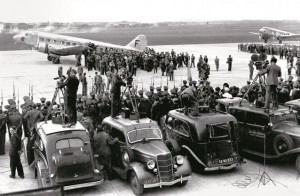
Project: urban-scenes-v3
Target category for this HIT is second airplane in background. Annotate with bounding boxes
[250,27,300,44]
[13,31,148,64]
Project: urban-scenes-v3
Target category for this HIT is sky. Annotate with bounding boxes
[2,0,300,23]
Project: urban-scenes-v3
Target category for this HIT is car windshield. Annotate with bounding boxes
[270,111,296,124]
[127,128,162,143]
[56,138,84,150]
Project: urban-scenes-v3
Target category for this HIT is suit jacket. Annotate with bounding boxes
[59,75,79,97]
[260,64,282,85]
[9,133,21,156]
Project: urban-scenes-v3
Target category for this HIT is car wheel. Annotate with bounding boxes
[130,171,144,196]
[165,139,180,155]
[296,155,300,175]
[121,146,134,168]
[273,134,294,155]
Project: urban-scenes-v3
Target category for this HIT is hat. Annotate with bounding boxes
[270,56,277,63]
[10,105,16,109]
[191,81,197,85]
[150,86,154,90]
[138,90,143,95]
[8,99,16,105]
[183,80,187,84]
[36,103,41,107]
[145,91,152,97]
[40,97,46,103]
[156,87,161,91]
[170,89,176,94]
[46,101,51,106]
[4,105,10,110]
[163,86,168,90]
[23,96,30,101]
[102,96,108,102]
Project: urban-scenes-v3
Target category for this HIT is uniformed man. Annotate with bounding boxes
[227,55,233,71]
[99,97,111,123]
[110,72,126,118]
[151,96,162,123]
[81,72,87,96]
[167,62,174,81]
[9,126,24,179]
[215,56,219,71]
[95,72,104,93]
[94,125,118,180]
[0,109,7,155]
[7,105,23,138]
[137,90,152,118]
[58,69,80,125]
[181,80,188,91]
[180,81,199,115]
[24,103,44,134]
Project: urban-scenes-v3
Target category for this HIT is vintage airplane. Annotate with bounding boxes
[13,31,148,64]
[250,27,300,44]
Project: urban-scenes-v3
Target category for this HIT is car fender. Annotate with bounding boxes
[125,162,156,184]
[36,160,50,187]
[174,156,192,177]
[182,145,206,167]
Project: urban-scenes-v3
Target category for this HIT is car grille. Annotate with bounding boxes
[156,153,173,182]
[212,141,233,159]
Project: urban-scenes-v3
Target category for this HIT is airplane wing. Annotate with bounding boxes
[47,44,90,56]
[279,34,300,41]
[249,32,260,36]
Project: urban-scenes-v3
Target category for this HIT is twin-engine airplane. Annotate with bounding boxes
[13,31,148,64]
[250,27,300,44]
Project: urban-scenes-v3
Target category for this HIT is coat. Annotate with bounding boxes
[260,64,282,85]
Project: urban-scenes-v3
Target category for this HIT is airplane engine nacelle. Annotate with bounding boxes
[37,42,49,54]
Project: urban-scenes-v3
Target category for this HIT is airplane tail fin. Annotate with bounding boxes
[126,35,148,52]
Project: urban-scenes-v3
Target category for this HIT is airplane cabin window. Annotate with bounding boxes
[72,43,76,46]
[61,41,65,44]
[66,42,70,45]
[53,40,56,43]
[39,38,44,41]
[46,38,50,42]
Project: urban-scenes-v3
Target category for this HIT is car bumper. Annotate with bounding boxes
[64,179,104,190]
[144,175,191,188]
[204,163,239,171]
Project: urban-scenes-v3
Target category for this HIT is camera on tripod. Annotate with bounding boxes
[251,53,268,70]
[125,75,133,88]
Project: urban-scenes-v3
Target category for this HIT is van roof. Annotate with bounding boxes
[37,121,85,135]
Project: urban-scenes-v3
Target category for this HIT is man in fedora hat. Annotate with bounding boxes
[259,56,282,109]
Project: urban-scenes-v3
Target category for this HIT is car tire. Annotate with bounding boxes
[296,155,300,175]
[165,139,180,155]
[130,171,144,196]
[121,146,134,168]
[273,134,294,155]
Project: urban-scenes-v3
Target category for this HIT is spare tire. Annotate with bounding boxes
[273,134,294,155]
[165,139,180,155]
[120,146,134,168]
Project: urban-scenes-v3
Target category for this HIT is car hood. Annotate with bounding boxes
[131,140,170,158]
[273,121,300,136]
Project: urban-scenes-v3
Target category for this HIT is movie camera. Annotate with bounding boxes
[251,53,268,70]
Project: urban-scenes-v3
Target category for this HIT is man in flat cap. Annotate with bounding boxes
[58,69,80,125]
[259,56,281,109]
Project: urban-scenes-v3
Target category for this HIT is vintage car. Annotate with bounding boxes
[26,121,104,190]
[215,97,250,113]
[226,103,300,174]
[160,106,243,172]
[102,116,191,196]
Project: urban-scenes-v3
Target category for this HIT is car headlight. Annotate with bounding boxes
[147,160,156,170]
[176,155,184,165]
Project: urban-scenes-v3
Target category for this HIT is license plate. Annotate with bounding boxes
[218,158,234,164]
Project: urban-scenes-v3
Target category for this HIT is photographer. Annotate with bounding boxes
[58,69,79,125]
[110,71,126,118]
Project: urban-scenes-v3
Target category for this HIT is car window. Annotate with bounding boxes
[127,128,162,143]
[174,119,190,137]
[56,138,84,149]
[230,109,244,122]
[209,123,230,140]
[246,112,269,126]
[111,128,126,143]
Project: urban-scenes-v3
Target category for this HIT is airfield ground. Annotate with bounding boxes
[1,43,300,195]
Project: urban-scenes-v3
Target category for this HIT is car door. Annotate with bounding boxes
[244,111,269,152]
[228,108,247,146]
[110,126,126,168]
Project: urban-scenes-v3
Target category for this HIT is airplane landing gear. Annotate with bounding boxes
[47,55,53,61]
[52,57,60,64]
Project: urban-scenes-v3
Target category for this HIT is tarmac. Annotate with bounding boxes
[0,43,300,195]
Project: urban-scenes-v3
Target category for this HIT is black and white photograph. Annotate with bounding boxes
[1,0,300,195]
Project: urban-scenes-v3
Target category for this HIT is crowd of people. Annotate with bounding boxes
[3,45,300,180]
